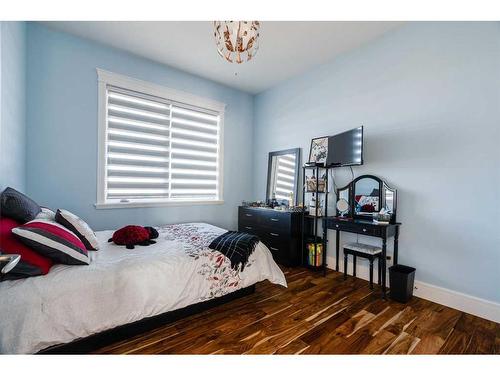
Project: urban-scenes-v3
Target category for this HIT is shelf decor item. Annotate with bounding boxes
[307,243,323,267]
[308,204,323,217]
[374,209,392,224]
[308,196,324,217]
[308,136,329,164]
[306,176,326,193]
[213,21,260,64]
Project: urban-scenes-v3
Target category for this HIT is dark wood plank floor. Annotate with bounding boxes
[94,267,499,354]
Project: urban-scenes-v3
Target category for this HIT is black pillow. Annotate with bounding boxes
[0,187,41,223]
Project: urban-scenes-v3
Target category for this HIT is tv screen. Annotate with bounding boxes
[326,126,363,167]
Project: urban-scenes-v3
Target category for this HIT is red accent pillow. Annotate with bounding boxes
[0,217,53,278]
[12,220,89,265]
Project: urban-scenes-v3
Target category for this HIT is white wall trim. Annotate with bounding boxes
[96,68,226,113]
[326,255,500,323]
[413,280,500,323]
[94,199,224,209]
[96,78,107,207]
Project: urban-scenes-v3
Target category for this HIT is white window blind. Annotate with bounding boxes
[97,70,224,207]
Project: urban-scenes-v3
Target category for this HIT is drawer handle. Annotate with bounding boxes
[270,247,279,252]
[270,233,279,237]
[270,218,279,222]
[362,228,367,232]
[245,213,253,217]
[245,226,253,230]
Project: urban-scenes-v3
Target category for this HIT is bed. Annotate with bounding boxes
[0,223,287,354]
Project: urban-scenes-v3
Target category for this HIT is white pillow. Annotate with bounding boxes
[35,207,56,221]
[55,209,99,251]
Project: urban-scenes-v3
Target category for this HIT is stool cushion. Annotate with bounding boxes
[343,242,382,255]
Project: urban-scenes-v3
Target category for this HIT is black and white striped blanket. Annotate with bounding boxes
[208,231,260,271]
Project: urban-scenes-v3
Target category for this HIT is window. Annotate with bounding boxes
[96,69,225,208]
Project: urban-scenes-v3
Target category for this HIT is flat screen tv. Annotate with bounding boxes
[326,126,363,167]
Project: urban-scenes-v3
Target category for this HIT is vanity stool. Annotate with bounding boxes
[343,242,382,289]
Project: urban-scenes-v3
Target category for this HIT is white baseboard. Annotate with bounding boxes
[413,280,500,323]
[325,256,500,323]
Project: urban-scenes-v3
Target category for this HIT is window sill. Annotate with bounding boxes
[94,200,224,209]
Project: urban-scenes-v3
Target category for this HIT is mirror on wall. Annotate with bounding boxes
[266,148,301,206]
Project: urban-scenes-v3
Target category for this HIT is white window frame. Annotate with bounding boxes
[95,69,226,209]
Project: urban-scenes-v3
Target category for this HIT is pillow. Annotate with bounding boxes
[12,219,90,265]
[0,187,41,223]
[36,207,56,221]
[55,209,99,251]
[0,217,53,279]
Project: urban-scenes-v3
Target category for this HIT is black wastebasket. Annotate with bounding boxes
[389,264,416,303]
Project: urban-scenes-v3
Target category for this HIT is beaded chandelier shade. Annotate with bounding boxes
[214,21,260,64]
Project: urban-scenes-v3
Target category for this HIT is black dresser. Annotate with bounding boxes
[238,206,302,266]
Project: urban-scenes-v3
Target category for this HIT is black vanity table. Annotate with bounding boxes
[324,174,401,298]
[323,216,401,298]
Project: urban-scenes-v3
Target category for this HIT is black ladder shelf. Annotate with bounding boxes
[301,165,332,276]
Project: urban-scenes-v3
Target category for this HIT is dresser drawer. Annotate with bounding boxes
[260,234,290,263]
[257,210,291,233]
[238,223,258,235]
[238,207,260,225]
[265,242,283,258]
[262,230,285,241]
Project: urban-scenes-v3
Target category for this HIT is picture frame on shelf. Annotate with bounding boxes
[308,136,329,164]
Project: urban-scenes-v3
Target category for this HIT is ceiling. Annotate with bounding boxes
[43,21,404,94]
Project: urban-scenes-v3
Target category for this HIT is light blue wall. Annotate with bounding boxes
[25,23,254,231]
[0,22,26,193]
[253,22,500,303]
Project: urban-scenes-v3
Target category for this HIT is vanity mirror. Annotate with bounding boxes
[335,174,397,222]
[353,175,397,221]
[266,148,301,206]
[336,198,349,217]
[354,176,380,215]
[336,185,351,216]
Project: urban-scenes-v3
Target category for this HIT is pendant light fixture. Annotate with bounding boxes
[214,21,260,64]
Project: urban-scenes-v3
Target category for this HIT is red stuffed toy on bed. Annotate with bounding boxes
[108,225,159,249]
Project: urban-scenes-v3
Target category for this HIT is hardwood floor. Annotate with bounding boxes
[94,267,499,354]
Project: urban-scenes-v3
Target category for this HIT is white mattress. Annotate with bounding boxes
[0,223,287,354]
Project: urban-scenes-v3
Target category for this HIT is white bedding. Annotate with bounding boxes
[0,223,286,354]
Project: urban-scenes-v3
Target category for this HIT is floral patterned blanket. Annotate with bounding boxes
[158,223,257,300]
